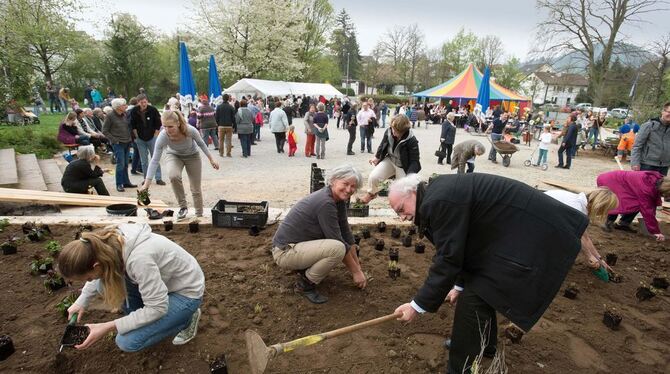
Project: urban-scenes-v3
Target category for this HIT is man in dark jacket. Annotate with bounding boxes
[391,173,588,374]
[129,94,165,185]
[360,115,420,203]
[556,112,579,169]
[488,112,508,163]
[631,102,670,176]
[215,93,236,157]
[438,112,457,164]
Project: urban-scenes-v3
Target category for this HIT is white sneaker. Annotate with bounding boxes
[172,308,201,345]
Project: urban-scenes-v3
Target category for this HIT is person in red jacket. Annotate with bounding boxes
[597,170,670,241]
[287,124,298,157]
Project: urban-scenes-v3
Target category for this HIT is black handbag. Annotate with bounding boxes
[435,147,446,158]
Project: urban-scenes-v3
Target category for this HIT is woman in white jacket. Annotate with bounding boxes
[57,223,205,352]
[269,100,289,153]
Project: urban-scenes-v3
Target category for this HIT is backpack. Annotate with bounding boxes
[255,111,263,126]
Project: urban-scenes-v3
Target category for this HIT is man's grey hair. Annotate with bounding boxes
[316,102,325,112]
[102,106,113,115]
[326,164,363,189]
[389,174,424,196]
[446,112,456,121]
[83,107,93,113]
[474,143,486,154]
[111,98,126,110]
[77,145,96,162]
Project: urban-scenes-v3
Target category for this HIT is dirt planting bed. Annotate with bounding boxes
[0,221,669,373]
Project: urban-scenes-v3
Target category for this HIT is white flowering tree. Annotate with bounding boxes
[192,0,307,81]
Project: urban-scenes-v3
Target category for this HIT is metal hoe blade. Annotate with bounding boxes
[245,329,271,374]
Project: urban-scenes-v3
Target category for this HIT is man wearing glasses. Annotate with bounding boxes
[631,102,670,176]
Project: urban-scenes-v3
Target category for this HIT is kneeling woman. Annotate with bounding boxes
[61,145,109,195]
[360,114,421,203]
[57,223,204,351]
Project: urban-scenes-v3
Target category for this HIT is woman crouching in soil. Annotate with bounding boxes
[359,114,421,204]
[57,223,204,351]
[271,164,367,304]
[544,188,619,273]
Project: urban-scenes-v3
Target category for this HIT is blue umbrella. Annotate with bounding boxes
[208,55,223,106]
[476,66,491,114]
[179,42,197,110]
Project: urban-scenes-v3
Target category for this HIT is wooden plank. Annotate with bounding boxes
[541,180,594,194]
[0,148,18,186]
[16,154,47,191]
[0,188,168,208]
[38,159,64,192]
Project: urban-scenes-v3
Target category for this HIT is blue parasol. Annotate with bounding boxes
[179,42,197,110]
[208,55,223,106]
[476,66,491,114]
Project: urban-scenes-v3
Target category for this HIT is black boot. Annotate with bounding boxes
[295,271,328,304]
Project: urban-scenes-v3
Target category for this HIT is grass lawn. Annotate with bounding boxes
[0,113,66,159]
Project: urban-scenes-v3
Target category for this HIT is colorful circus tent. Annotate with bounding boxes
[413,64,530,113]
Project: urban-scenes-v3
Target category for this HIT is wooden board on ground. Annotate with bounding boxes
[0,148,18,186]
[16,154,47,191]
[541,180,594,193]
[0,187,168,208]
[38,159,64,192]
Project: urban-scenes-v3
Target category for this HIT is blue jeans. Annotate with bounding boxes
[135,137,162,181]
[115,276,202,352]
[359,127,372,152]
[112,143,131,187]
[253,124,261,141]
[381,114,387,128]
[239,133,252,156]
[201,128,219,149]
[77,135,91,146]
[60,98,69,113]
[536,149,548,165]
[588,127,599,149]
[488,133,503,161]
[131,142,142,173]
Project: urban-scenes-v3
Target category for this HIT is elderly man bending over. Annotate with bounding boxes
[451,139,486,174]
[271,164,367,304]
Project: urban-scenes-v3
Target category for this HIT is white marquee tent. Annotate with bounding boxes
[224,78,344,99]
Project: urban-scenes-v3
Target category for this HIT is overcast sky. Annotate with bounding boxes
[82,0,670,60]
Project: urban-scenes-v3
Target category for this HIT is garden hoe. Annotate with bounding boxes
[245,312,401,374]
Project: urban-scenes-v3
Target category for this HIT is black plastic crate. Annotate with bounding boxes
[310,163,326,193]
[345,200,370,217]
[212,200,269,228]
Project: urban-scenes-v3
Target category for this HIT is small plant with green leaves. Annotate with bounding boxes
[254,303,263,314]
[30,255,53,275]
[45,240,61,257]
[388,260,401,280]
[0,218,9,232]
[43,270,66,293]
[137,189,151,206]
[56,293,79,318]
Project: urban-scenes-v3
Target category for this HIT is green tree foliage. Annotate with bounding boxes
[439,28,479,80]
[493,57,524,92]
[329,9,362,82]
[104,13,158,98]
[299,0,334,77]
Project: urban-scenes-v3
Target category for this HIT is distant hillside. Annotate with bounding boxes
[524,42,654,74]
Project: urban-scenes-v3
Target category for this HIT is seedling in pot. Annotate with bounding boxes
[164,220,173,232]
[45,240,61,257]
[605,253,618,266]
[22,221,36,234]
[389,247,399,262]
[61,325,90,348]
[0,218,8,233]
[30,255,53,275]
[635,285,656,301]
[377,222,387,233]
[44,270,66,293]
[414,242,425,254]
[189,220,200,233]
[602,309,622,330]
[353,234,361,245]
[26,228,47,242]
[249,225,260,236]
[56,293,79,319]
[0,335,15,361]
[402,235,412,247]
[388,261,401,280]
[651,277,669,290]
[608,272,623,283]
[407,226,417,236]
[39,224,51,235]
[503,324,524,344]
[391,228,401,239]
[563,286,579,300]
[361,228,371,239]
[210,354,228,374]
[375,239,385,251]
[136,189,151,206]
[1,240,17,255]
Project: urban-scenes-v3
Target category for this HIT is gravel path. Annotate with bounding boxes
[97,116,621,211]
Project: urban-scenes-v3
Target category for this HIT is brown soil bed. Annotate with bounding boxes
[0,222,669,373]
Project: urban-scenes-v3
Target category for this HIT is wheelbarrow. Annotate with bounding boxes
[489,138,519,167]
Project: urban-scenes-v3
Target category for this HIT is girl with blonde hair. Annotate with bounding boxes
[57,223,205,351]
[139,110,219,219]
[544,187,619,272]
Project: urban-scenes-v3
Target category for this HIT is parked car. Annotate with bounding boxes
[609,108,629,119]
[575,103,593,111]
[541,103,560,112]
